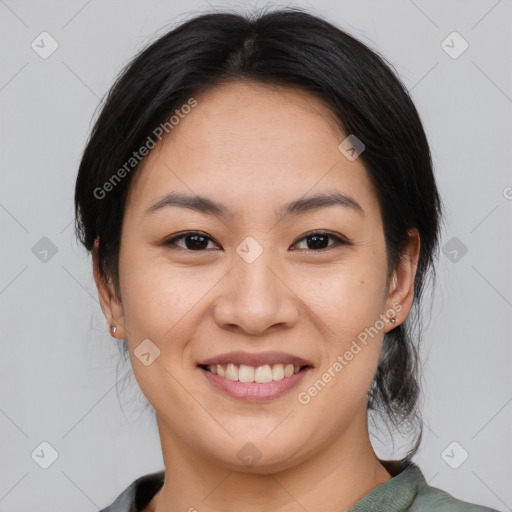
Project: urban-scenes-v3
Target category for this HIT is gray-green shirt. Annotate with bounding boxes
[98,459,500,511]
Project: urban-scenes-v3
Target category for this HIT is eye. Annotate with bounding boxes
[291,231,349,252]
[164,231,219,251]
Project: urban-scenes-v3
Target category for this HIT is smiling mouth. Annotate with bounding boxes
[198,363,312,383]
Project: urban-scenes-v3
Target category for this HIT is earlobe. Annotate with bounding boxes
[92,238,127,339]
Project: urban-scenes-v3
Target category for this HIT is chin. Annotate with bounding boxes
[203,433,310,474]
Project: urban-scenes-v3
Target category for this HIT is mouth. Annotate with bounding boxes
[196,352,314,401]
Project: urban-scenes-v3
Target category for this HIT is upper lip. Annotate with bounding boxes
[197,351,314,368]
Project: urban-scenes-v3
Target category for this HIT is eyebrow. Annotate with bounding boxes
[144,191,364,219]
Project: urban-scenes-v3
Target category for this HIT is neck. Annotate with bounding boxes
[148,411,391,512]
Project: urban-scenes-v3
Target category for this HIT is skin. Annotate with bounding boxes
[93,80,420,512]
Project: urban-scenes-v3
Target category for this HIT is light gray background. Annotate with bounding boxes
[1,1,511,511]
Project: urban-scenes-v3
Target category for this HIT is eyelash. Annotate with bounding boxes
[163,230,349,253]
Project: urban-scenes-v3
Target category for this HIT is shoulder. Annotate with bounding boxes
[413,483,501,512]
[367,459,501,512]
[98,471,165,512]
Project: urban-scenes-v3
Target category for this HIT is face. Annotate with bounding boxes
[94,80,418,473]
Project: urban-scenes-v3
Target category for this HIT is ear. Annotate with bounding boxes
[92,238,127,339]
[384,229,421,332]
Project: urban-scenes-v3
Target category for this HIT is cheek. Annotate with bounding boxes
[117,253,202,412]
[119,233,198,317]
[299,261,388,338]
[294,268,386,429]
[117,244,195,350]
[295,255,388,399]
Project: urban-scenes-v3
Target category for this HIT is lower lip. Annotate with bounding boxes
[199,366,311,401]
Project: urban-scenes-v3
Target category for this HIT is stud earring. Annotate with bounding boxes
[110,324,117,334]
[390,317,397,325]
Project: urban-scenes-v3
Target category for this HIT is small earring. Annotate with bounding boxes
[110,324,117,334]
[390,317,397,325]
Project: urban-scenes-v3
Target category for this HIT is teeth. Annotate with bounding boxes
[207,363,304,382]
[255,364,273,383]
[238,364,254,382]
[272,364,284,381]
[225,363,238,381]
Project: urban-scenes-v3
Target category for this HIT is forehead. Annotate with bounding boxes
[125,80,378,221]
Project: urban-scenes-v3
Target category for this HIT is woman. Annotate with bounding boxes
[74,7,500,512]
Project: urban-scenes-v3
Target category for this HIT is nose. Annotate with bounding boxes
[211,248,300,336]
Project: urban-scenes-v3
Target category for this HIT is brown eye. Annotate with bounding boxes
[165,232,218,251]
[291,232,348,251]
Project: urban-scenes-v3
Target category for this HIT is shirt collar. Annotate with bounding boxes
[348,459,426,511]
